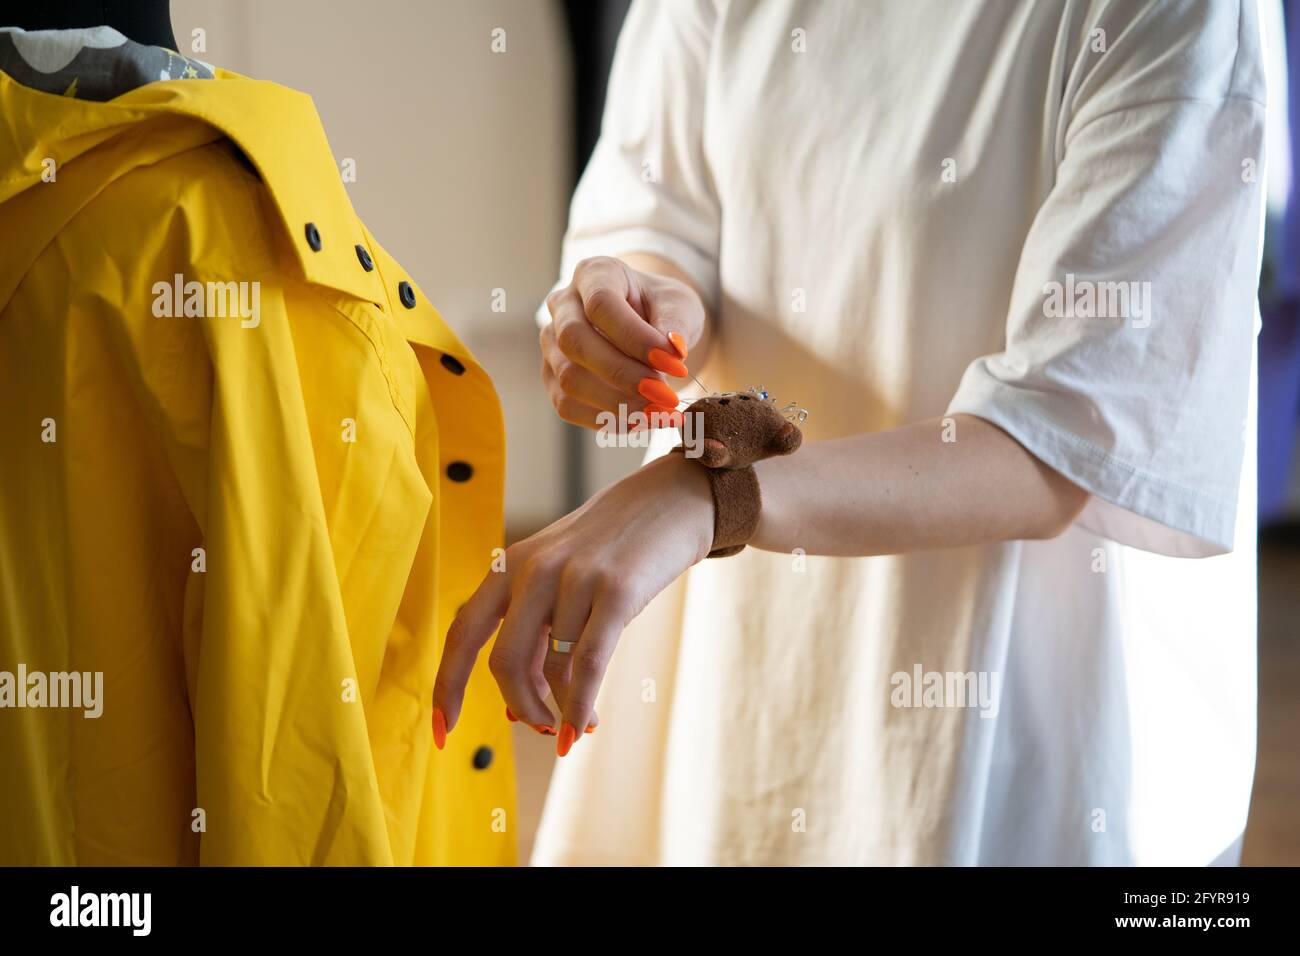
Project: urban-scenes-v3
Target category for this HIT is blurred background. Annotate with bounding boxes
[170,0,1298,865]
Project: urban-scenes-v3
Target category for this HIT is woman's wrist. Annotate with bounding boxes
[748,453,798,552]
[643,451,716,563]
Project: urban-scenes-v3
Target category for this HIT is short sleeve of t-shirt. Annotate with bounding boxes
[948,0,1266,556]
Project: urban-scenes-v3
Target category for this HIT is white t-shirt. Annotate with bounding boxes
[533,0,1265,865]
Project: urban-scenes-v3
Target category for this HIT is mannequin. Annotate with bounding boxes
[5,0,177,51]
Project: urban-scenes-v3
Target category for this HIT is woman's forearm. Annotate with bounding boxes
[749,413,1089,557]
[602,257,1086,556]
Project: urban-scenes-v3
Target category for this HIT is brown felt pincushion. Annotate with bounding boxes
[674,392,803,557]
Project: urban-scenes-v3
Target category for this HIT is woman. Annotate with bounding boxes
[435,0,1264,865]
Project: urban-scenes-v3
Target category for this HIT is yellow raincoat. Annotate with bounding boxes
[0,65,514,864]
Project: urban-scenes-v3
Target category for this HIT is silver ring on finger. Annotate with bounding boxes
[549,638,577,654]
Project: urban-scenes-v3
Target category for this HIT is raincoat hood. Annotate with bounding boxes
[0,27,389,316]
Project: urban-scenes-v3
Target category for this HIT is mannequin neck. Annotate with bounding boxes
[7,0,177,51]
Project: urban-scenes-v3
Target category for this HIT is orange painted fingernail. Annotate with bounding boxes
[505,707,517,722]
[667,331,688,359]
[637,378,678,407]
[432,707,447,750]
[557,722,579,757]
[532,724,555,736]
[585,724,596,734]
[647,348,689,378]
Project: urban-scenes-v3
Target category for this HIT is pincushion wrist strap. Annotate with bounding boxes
[702,463,761,557]
[672,386,806,558]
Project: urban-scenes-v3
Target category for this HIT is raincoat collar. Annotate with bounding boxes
[0,63,386,307]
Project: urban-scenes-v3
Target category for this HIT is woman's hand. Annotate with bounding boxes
[432,452,716,756]
[540,255,707,430]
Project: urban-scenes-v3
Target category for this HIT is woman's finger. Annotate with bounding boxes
[432,566,509,744]
[556,596,626,756]
[514,625,555,735]
[572,258,670,365]
[542,565,599,736]
[639,284,700,355]
[547,288,662,397]
[544,337,647,415]
[540,360,611,431]
[541,643,572,724]
[488,560,562,732]
[542,646,600,738]
[525,622,558,736]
